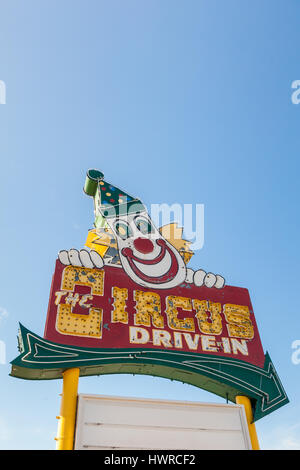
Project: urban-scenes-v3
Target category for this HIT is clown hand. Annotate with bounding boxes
[185,268,225,289]
[58,249,104,269]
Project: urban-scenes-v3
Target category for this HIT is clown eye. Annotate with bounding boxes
[135,217,154,235]
[114,221,132,240]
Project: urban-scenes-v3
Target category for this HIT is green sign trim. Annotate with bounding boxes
[10,324,289,422]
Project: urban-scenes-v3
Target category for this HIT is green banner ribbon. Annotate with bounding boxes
[10,324,288,421]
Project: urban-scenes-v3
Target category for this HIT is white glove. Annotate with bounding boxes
[58,249,104,269]
[193,269,225,289]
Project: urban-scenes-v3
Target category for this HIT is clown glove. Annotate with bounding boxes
[193,269,225,289]
[58,248,104,269]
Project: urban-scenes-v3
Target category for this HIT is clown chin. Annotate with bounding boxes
[119,240,187,290]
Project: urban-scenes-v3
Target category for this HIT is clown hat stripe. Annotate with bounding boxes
[84,169,146,219]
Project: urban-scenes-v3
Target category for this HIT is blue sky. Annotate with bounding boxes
[0,0,300,449]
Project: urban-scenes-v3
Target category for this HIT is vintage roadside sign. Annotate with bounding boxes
[10,169,288,423]
[44,261,264,366]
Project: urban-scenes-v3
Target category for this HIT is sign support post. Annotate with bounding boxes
[55,368,80,450]
[236,395,260,450]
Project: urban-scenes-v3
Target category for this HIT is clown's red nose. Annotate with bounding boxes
[133,237,154,254]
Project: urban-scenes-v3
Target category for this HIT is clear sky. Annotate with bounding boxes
[0,0,299,450]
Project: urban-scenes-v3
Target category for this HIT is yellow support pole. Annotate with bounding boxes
[55,368,80,450]
[236,395,260,450]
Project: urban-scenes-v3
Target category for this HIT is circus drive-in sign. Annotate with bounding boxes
[10,169,288,422]
[44,261,263,366]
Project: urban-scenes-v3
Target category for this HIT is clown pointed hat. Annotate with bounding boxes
[84,169,146,227]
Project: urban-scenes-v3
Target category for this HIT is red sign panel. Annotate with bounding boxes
[44,260,265,368]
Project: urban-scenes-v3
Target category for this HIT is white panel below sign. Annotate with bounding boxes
[74,394,252,450]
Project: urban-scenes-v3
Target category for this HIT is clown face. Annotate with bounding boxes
[105,212,187,289]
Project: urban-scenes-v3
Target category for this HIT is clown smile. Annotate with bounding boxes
[121,239,180,284]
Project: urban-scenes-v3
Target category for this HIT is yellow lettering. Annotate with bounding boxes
[193,299,222,335]
[224,304,254,339]
[56,266,104,338]
[112,287,128,324]
[134,290,163,328]
[61,265,104,295]
[56,304,102,338]
[165,296,195,331]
